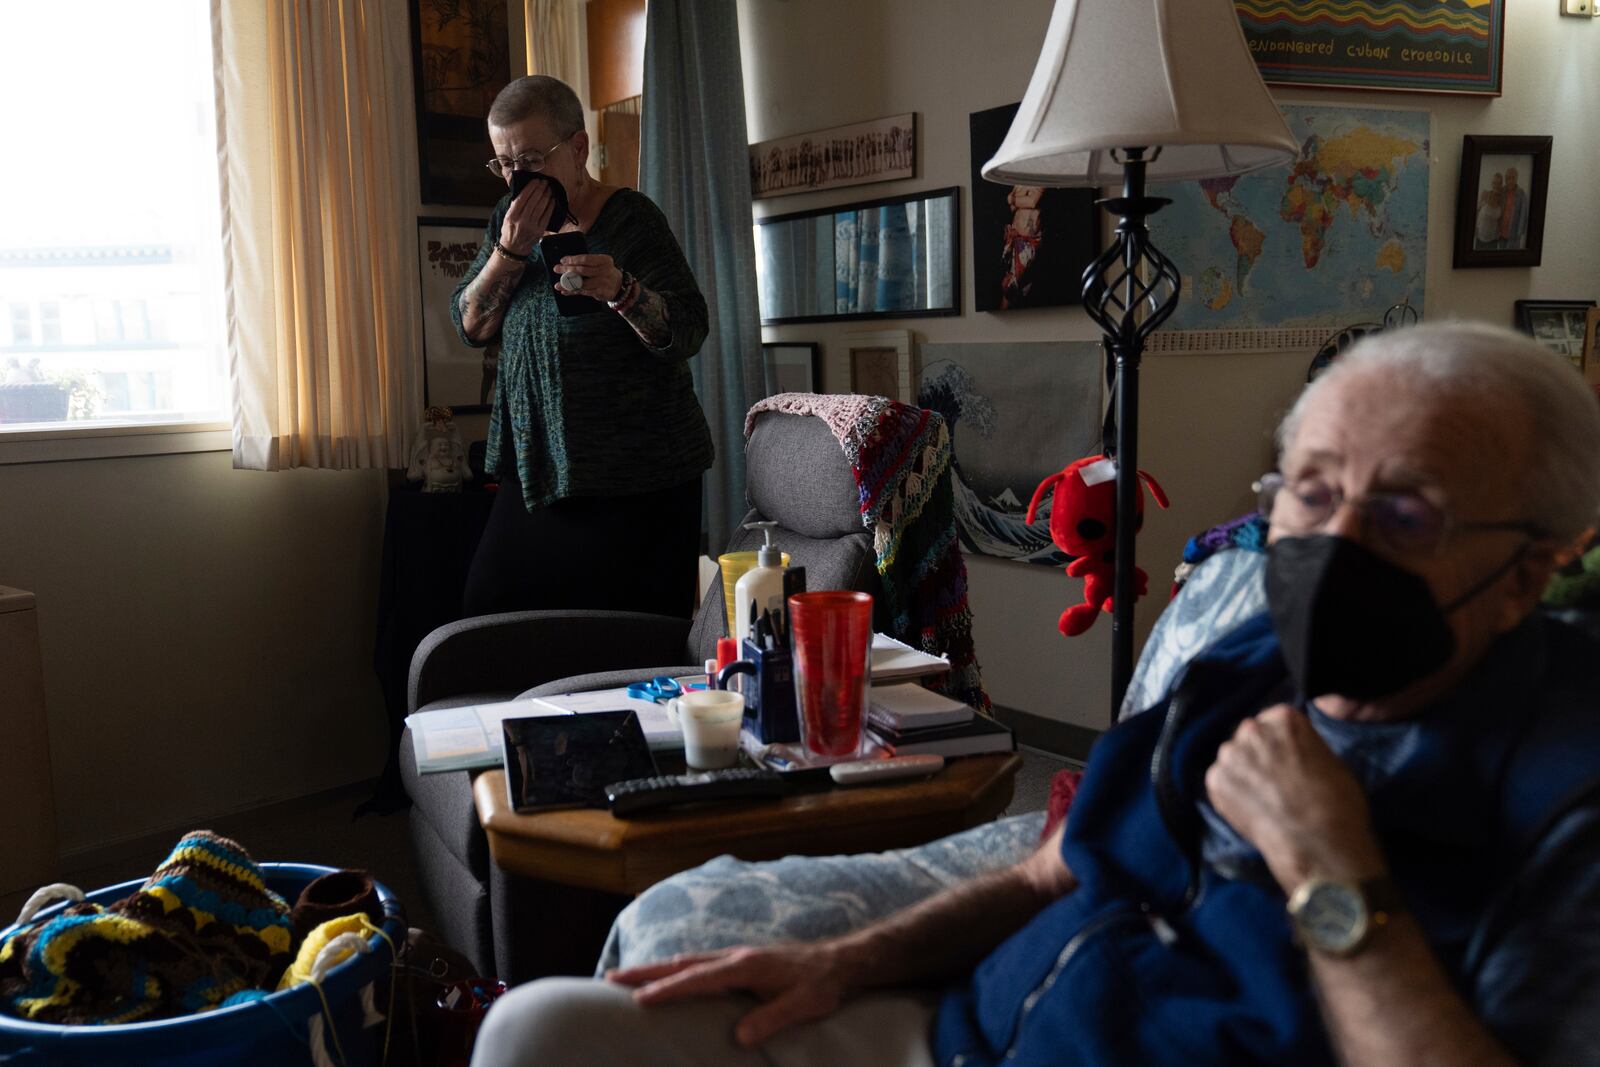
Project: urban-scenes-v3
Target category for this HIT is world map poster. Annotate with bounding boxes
[1148,104,1429,338]
[1237,0,1504,96]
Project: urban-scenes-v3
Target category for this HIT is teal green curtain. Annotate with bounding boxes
[641,0,764,555]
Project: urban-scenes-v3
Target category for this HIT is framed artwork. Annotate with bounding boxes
[844,330,915,403]
[1515,300,1596,373]
[761,342,821,394]
[969,103,1101,313]
[418,217,496,413]
[749,114,915,199]
[409,0,510,206]
[916,342,1104,565]
[1236,0,1505,96]
[1453,136,1553,269]
[1586,309,1600,388]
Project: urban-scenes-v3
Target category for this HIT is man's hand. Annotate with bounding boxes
[606,941,852,1047]
[1204,704,1386,890]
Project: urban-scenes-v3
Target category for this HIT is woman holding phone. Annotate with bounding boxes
[453,75,713,619]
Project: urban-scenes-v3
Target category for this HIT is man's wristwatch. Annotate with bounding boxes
[1286,875,1403,958]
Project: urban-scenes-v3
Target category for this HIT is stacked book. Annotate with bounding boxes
[864,683,1014,758]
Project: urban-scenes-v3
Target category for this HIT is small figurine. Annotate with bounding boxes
[406,406,471,493]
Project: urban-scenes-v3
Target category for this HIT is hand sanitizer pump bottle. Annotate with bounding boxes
[733,521,786,643]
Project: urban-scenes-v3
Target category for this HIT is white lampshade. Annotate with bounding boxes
[983,0,1298,187]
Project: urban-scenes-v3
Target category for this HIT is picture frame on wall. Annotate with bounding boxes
[1453,135,1553,269]
[749,114,916,200]
[1586,308,1600,389]
[418,217,495,413]
[409,0,511,207]
[969,103,1101,313]
[1513,299,1596,373]
[1236,0,1505,96]
[844,330,915,403]
[761,342,821,394]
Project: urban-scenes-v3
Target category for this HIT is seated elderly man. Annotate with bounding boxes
[470,322,1600,1067]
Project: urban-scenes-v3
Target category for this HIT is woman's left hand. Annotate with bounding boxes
[556,254,625,302]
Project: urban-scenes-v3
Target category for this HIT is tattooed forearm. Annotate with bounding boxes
[460,262,523,340]
[620,284,673,349]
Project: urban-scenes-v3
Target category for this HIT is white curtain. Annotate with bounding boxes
[212,0,422,470]
[526,0,586,87]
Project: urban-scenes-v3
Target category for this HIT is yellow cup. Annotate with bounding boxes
[716,550,792,637]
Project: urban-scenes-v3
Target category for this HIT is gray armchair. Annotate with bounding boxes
[400,411,879,981]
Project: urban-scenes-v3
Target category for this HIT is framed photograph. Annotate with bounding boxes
[1514,300,1596,372]
[844,330,915,403]
[418,217,495,413]
[1237,0,1505,96]
[1453,136,1553,269]
[761,343,821,394]
[749,114,915,200]
[969,103,1101,313]
[409,0,510,207]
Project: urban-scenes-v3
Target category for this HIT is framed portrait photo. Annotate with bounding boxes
[1453,135,1553,269]
[418,216,495,413]
[969,103,1101,313]
[761,342,821,394]
[1514,299,1596,373]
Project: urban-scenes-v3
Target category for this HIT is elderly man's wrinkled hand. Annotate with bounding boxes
[606,942,852,1047]
[1204,704,1387,891]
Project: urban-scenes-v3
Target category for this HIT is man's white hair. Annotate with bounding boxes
[1278,321,1600,542]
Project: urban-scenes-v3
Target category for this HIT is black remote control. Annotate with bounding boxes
[605,768,789,816]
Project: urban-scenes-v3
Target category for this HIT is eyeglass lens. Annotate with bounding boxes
[1259,475,1445,551]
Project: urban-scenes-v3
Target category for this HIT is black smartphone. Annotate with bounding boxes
[539,231,606,316]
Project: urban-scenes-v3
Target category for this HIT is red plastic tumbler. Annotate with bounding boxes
[788,591,874,757]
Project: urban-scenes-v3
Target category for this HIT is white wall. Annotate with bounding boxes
[0,453,388,860]
[739,0,1600,731]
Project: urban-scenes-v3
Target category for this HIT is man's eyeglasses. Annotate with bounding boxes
[484,134,573,178]
[1254,472,1546,555]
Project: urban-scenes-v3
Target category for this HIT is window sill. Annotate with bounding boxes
[0,419,231,465]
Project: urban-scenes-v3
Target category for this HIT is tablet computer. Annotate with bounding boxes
[502,711,658,813]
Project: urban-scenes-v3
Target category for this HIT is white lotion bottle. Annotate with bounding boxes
[733,521,786,644]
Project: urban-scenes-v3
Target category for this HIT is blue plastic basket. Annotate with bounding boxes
[0,863,407,1067]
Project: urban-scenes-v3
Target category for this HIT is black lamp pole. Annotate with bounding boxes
[1080,147,1180,724]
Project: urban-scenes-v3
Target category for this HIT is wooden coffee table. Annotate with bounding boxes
[474,752,1024,897]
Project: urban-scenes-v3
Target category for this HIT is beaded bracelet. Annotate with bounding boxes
[608,270,642,313]
[493,240,528,263]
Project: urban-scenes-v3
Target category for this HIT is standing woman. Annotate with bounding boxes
[454,76,713,618]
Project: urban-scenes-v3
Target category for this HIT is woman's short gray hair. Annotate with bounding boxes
[1278,321,1600,542]
[487,75,584,136]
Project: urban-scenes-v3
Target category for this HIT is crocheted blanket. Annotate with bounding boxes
[746,393,989,710]
[0,831,293,1024]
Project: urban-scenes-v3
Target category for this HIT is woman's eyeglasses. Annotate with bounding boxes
[485,135,572,178]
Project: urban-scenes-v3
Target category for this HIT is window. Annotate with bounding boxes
[0,1,226,434]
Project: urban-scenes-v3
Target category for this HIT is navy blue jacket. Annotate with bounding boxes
[934,612,1600,1066]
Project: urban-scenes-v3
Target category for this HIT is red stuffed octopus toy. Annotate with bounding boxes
[1026,455,1169,637]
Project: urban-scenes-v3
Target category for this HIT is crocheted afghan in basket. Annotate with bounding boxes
[0,831,293,1024]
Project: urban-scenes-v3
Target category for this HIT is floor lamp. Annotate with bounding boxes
[982,0,1298,724]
